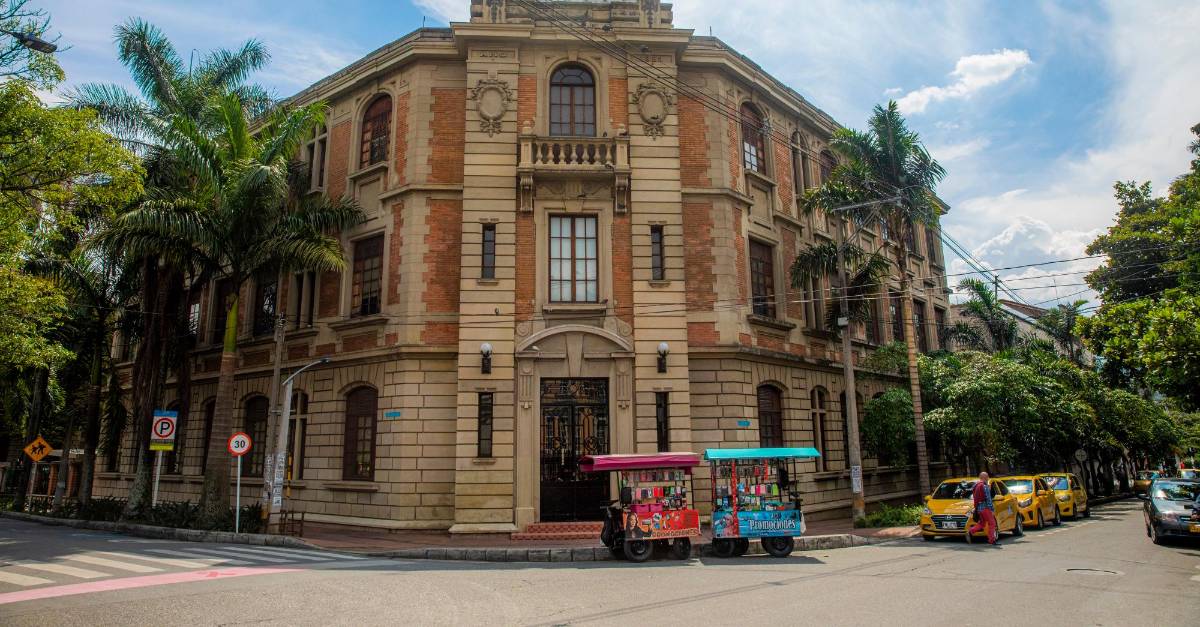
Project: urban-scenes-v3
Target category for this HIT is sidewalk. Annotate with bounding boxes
[300,518,920,562]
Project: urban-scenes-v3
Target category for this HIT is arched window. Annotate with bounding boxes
[343,386,378,481]
[243,396,269,476]
[757,385,783,447]
[811,387,828,471]
[819,150,836,184]
[360,95,392,167]
[550,65,595,136]
[200,399,215,472]
[741,103,767,174]
[791,131,809,193]
[838,391,865,472]
[287,391,309,481]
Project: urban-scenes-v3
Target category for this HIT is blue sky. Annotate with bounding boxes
[39,0,1200,308]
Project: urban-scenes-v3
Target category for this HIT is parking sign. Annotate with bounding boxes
[150,410,178,451]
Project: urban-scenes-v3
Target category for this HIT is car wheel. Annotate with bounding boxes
[669,538,692,560]
[1036,510,1044,529]
[1149,523,1163,545]
[922,533,935,542]
[762,536,794,558]
[1052,507,1062,526]
[1082,503,1091,518]
[711,538,737,558]
[626,540,653,563]
[732,538,750,557]
[1145,523,1151,538]
[1011,514,1024,537]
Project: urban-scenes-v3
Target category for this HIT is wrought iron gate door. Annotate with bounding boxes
[540,378,609,521]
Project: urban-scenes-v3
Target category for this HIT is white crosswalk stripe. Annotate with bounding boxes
[199,547,296,563]
[239,546,363,560]
[220,546,332,561]
[145,548,253,565]
[15,562,108,579]
[94,551,213,570]
[65,554,162,573]
[0,570,54,587]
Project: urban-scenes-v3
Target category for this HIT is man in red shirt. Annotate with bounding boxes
[967,471,998,545]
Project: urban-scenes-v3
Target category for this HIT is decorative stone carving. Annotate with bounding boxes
[470,77,513,137]
[633,82,673,139]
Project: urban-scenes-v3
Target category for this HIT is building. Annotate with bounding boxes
[95,0,953,532]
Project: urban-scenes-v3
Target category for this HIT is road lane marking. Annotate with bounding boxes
[95,551,212,570]
[219,546,332,561]
[65,555,162,573]
[237,546,363,560]
[0,571,54,587]
[199,547,295,563]
[145,549,254,566]
[16,563,107,579]
[0,567,300,606]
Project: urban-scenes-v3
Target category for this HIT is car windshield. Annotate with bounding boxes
[1136,471,1156,480]
[1043,476,1070,490]
[1152,482,1200,501]
[1005,480,1033,494]
[932,481,976,499]
[1182,470,1198,480]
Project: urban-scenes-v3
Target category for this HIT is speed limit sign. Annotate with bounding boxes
[227,432,252,457]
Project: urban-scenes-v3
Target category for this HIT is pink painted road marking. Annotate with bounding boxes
[0,567,300,606]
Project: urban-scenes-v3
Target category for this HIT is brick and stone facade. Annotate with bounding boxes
[95,1,952,532]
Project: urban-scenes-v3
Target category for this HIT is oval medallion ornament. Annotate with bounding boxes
[471,78,513,136]
[634,82,673,138]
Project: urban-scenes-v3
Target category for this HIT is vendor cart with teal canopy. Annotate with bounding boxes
[704,447,821,558]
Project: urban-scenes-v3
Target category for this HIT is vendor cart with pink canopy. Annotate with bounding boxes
[580,452,702,562]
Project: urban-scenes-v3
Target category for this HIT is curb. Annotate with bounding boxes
[0,510,321,550]
[361,532,900,563]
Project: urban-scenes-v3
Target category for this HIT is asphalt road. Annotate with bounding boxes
[0,499,1196,626]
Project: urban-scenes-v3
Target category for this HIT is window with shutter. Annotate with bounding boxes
[757,385,783,447]
[343,387,378,480]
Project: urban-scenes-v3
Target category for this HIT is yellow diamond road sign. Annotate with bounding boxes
[23,436,52,462]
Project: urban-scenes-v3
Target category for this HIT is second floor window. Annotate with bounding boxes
[351,235,384,317]
[481,223,496,280]
[650,225,665,281]
[550,65,595,137]
[890,293,904,343]
[741,103,766,174]
[926,226,941,261]
[819,150,836,184]
[305,124,327,189]
[914,300,929,353]
[934,307,947,350]
[749,240,776,318]
[549,215,598,303]
[253,272,277,336]
[360,95,392,167]
[791,131,808,192]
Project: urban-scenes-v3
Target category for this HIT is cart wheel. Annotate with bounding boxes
[711,538,737,558]
[626,540,653,563]
[653,539,671,557]
[670,538,692,560]
[762,536,794,558]
[733,538,750,557]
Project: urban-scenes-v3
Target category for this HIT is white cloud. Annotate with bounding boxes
[413,0,469,23]
[897,49,1032,114]
[928,137,989,162]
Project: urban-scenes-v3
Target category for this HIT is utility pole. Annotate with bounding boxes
[835,216,866,523]
[261,312,287,517]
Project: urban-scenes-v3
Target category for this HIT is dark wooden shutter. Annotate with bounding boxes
[343,387,378,480]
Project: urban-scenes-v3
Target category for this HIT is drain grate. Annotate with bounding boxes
[1065,568,1122,576]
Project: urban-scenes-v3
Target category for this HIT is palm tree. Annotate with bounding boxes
[1036,299,1089,364]
[70,20,271,516]
[790,240,891,333]
[799,101,946,494]
[941,278,1019,353]
[105,92,362,523]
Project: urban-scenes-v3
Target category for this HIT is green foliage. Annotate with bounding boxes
[8,495,263,533]
[790,240,891,334]
[854,503,922,528]
[863,341,908,376]
[941,278,1018,353]
[861,388,914,465]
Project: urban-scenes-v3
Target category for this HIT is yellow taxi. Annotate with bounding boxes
[1038,472,1089,519]
[1000,475,1061,528]
[920,476,1023,541]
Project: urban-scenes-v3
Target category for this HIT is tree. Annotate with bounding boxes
[940,278,1018,353]
[103,92,362,522]
[860,389,914,467]
[1035,299,1089,365]
[799,101,946,493]
[69,20,272,517]
[790,240,890,333]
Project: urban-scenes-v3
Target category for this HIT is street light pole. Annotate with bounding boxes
[829,197,900,524]
[264,356,329,532]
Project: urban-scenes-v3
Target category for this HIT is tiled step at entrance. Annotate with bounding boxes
[511,522,604,541]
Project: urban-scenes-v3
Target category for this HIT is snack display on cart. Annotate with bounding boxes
[704,447,821,558]
[580,453,701,562]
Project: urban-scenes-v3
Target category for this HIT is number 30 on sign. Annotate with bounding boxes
[227,432,251,457]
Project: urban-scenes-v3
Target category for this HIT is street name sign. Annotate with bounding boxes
[23,436,52,462]
[150,410,178,451]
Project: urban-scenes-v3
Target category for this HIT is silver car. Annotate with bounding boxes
[1141,479,1200,544]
